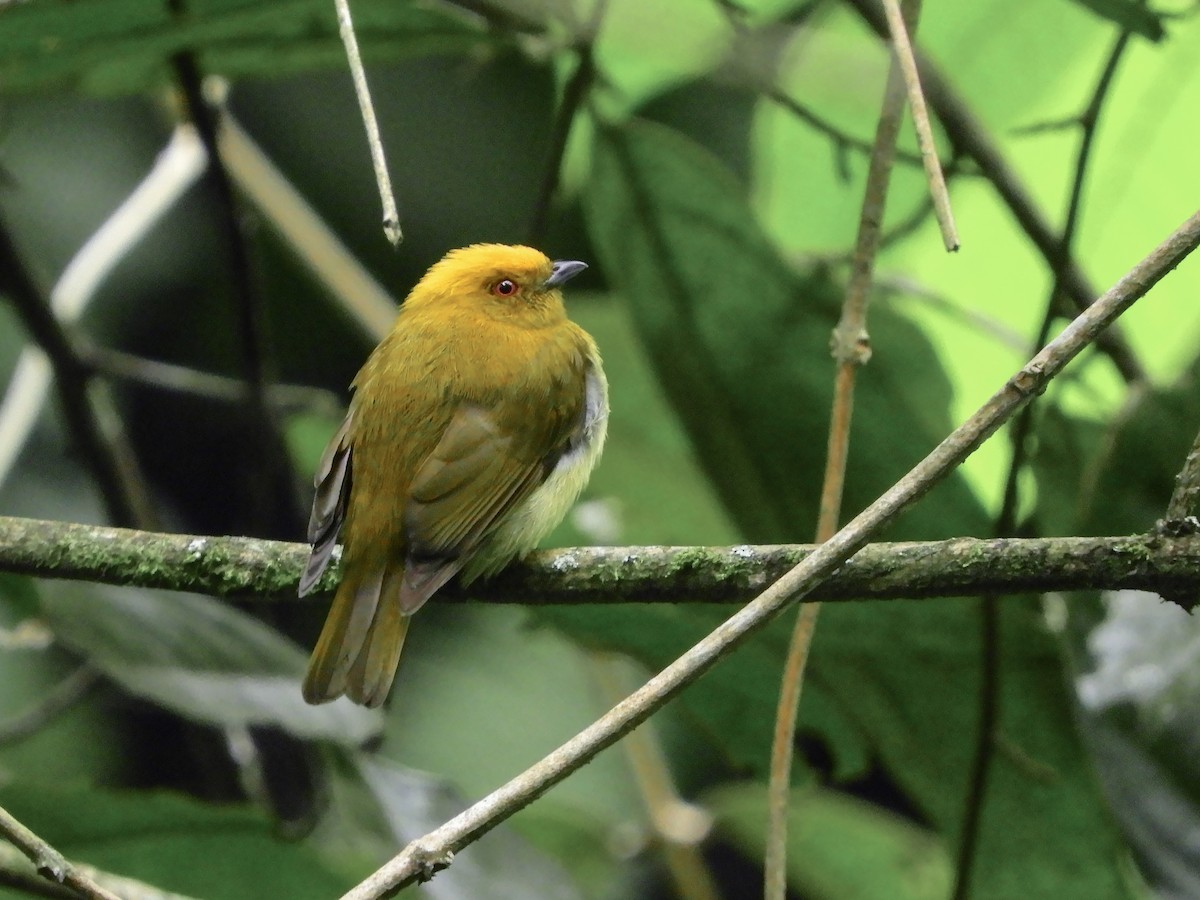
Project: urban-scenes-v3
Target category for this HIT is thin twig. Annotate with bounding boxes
[215,107,398,341]
[0,666,102,746]
[0,127,206,493]
[527,34,601,245]
[765,1,914,892]
[0,842,198,900]
[340,208,1200,899]
[169,50,305,538]
[0,805,121,900]
[879,0,958,250]
[79,344,343,416]
[334,0,402,245]
[875,274,1028,351]
[763,89,930,171]
[840,0,1146,385]
[0,222,151,528]
[9,515,1200,605]
[952,27,1136,899]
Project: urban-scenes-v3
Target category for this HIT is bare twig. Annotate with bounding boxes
[0,127,206,492]
[0,805,121,900]
[0,666,102,746]
[340,208,1200,899]
[952,27,1136,899]
[79,344,342,416]
[169,53,305,538]
[527,36,600,245]
[766,1,915,892]
[334,0,402,244]
[215,107,398,341]
[879,0,957,250]
[0,842,198,900]
[763,89,930,171]
[0,222,152,528]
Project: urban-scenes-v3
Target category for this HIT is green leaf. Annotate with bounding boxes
[38,585,380,745]
[581,118,1131,896]
[0,0,492,95]
[708,781,952,900]
[0,781,352,899]
[1062,0,1165,41]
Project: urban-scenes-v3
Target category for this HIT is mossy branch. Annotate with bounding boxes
[0,514,1197,606]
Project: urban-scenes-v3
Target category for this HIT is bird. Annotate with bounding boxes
[299,244,607,707]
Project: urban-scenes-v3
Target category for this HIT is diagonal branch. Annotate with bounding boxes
[345,206,1200,896]
[0,805,121,900]
[0,222,152,528]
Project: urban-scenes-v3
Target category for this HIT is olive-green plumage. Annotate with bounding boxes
[300,244,607,707]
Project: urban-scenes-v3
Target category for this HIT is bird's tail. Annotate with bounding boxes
[302,559,409,708]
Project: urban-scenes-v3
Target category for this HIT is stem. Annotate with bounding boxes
[765,0,916,890]
[879,0,958,250]
[333,0,402,244]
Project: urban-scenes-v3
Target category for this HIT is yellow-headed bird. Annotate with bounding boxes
[300,244,607,707]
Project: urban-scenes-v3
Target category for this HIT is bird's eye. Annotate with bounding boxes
[492,279,519,297]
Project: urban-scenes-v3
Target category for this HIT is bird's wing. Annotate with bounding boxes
[299,410,353,596]
[399,402,574,613]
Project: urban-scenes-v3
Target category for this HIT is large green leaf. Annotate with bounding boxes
[0,0,491,95]
[38,584,380,744]
[0,782,351,899]
[579,118,1131,896]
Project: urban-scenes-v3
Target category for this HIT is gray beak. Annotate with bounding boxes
[545,259,588,288]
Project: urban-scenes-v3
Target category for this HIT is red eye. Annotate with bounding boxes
[492,279,518,297]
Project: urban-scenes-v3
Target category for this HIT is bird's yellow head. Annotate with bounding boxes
[403,243,588,326]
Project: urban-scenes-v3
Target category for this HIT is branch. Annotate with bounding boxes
[527,0,609,245]
[879,0,958,250]
[79,343,343,416]
[0,222,152,528]
[169,56,305,537]
[0,805,121,900]
[0,666,101,746]
[768,0,918,891]
[334,0,402,244]
[0,841,197,900]
[3,515,1200,605]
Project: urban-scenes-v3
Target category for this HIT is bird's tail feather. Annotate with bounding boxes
[303,560,409,708]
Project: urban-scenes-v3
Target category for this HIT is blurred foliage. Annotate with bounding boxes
[1,0,1200,898]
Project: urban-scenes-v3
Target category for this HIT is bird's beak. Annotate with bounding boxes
[545,259,588,288]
